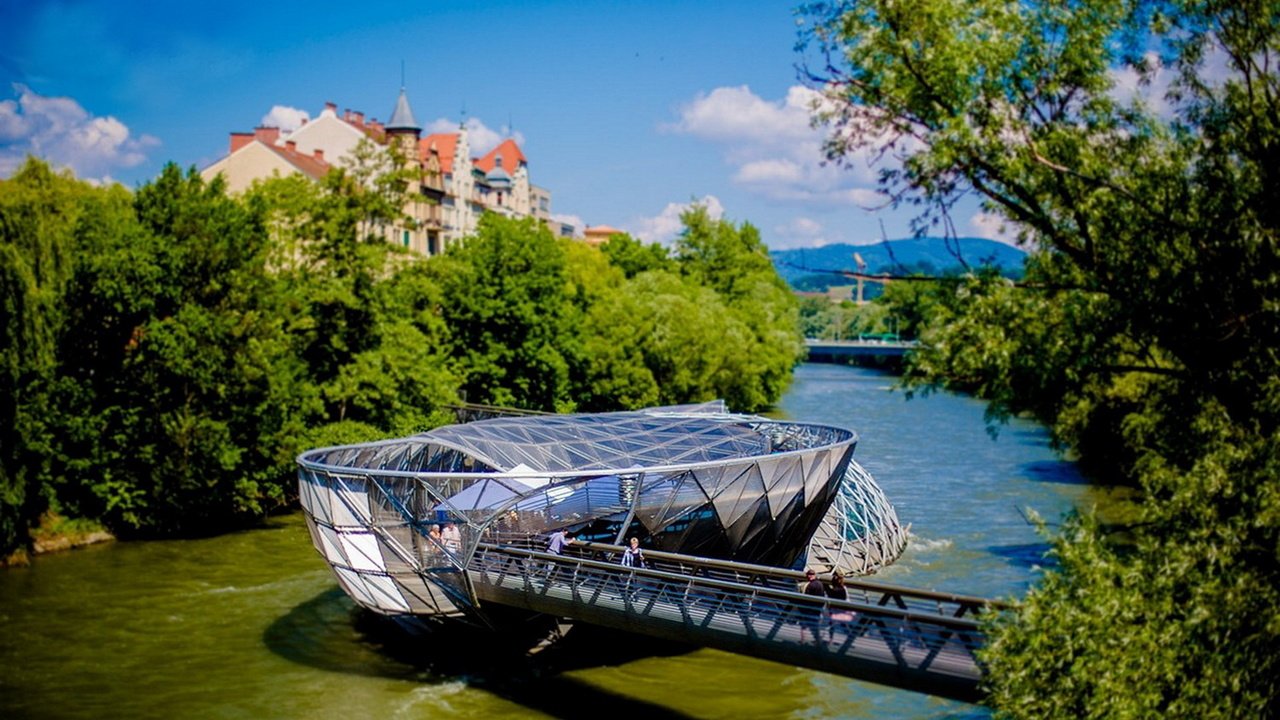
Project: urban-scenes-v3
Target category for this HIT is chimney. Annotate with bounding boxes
[285,140,297,153]
[253,126,280,145]
[230,132,254,153]
[352,111,364,125]
[324,101,336,115]
[313,149,325,162]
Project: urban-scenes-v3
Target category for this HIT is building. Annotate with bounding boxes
[200,126,332,194]
[583,224,624,246]
[201,89,552,256]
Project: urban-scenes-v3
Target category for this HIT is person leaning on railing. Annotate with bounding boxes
[620,537,647,568]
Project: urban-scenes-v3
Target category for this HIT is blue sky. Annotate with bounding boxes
[0,0,1002,249]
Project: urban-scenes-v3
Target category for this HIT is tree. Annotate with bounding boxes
[433,214,580,411]
[803,0,1280,715]
[673,205,806,410]
[247,162,457,443]
[600,231,675,278]
[0,159,130,553]
[48,164,301,534]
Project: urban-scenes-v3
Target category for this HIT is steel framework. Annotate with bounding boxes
[296,405,907,620]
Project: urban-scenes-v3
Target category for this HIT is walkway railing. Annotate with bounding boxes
[464,540,1003,702]
[804,338,918,359]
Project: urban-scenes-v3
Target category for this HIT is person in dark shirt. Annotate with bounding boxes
[801,568,826,645]
[827,571,848,601]
[826,571,855,642]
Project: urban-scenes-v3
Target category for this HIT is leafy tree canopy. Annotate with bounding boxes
[0,156,804,558]
[802,0,1280,715]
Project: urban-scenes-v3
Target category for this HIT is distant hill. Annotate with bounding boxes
[770,237,1026,290]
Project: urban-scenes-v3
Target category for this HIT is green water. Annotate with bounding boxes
[1,365,1122,719]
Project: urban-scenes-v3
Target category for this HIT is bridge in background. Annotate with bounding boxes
[805,338,918,360]
[450,538,1001,703]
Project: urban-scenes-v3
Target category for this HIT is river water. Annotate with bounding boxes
[0,363,1119,720]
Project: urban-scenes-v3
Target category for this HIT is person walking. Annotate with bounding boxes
[547,528,573,555]
[427,524,443,555]
[801,568,826,646]
[827,571,848,600]
[544,528,573,580]
[826,571,854,642]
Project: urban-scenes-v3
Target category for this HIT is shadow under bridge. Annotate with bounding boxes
[463,540,1001,704]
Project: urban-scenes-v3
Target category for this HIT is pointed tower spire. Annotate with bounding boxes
[387,87,420,133]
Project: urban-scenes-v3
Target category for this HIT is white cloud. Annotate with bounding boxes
[1109,51,1175,119]
[0,84,159,181]
[769,216,838,250]
[669,85,818,146]
[425,116,525,156]
[1110,45,1237,122]
[967,210,1022,247]
[550,213,584,236]
[669,84,893,208]
[629,196,724,245]
[788,217,823,236]
[261,105,310,132]
[735,158,804,184]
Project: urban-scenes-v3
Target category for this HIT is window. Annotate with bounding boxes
[403,230,410,247]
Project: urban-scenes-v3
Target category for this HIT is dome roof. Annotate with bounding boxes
[486,166,512,187]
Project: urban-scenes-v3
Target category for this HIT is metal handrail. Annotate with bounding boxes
[573,540,1009,612]
[470,542,990,632]
[465,541,990,701]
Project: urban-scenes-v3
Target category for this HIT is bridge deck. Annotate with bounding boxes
[804,338,918,358]
[463,541,998,703]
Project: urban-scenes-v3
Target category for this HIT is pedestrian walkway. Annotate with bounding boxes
[465,540,1001,702]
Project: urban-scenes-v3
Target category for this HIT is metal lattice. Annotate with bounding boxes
[296,405,908,619]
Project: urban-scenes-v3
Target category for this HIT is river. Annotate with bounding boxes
[0,363,1121,719]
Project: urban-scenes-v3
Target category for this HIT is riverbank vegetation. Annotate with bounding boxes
[0,158,802,559]
[802,0,1279,716]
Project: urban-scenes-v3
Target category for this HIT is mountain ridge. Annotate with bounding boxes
[770,237,1026,289]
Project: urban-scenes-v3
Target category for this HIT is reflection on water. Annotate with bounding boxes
[0,364,1111,719]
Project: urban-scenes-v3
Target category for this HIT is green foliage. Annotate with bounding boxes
[48,164,299,534]
[0,156,460,551]
[581,269,750,409]
[804,0,1280,714]
[671,206,806,409]
[433,214,580,412]
[0,153,802,553]
[0,160,124,551]
[600,231,675,278]
[800,294,904,341]
[431,209,805,414]
[246,165,458,439]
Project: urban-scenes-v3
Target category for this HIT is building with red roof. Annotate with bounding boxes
[201,89,554,255]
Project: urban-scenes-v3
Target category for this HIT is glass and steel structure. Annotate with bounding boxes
[297,403,907,619]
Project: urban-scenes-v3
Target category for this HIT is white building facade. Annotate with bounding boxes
[201,91,552,255]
